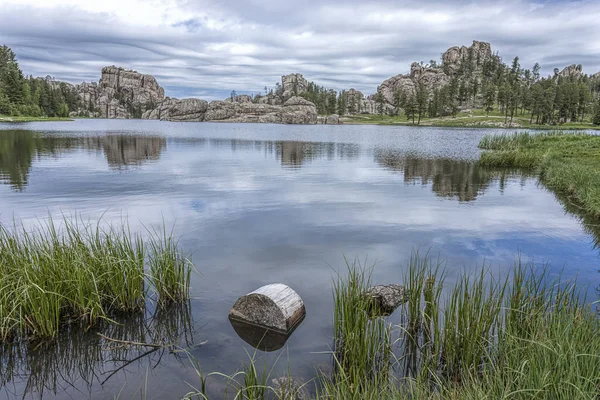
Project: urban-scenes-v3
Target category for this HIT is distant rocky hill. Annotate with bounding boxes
[60,39,600,123]
[66,67,332,124]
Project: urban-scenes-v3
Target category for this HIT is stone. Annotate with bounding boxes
[71,66,165,119]
[442,40,493,75]
[559,64,583,79]
[204,100,238,121]
[365,284,406,315]
[317,114,342,124]
[225,94,253,103]
[279,96,318,124]
[144,98,208,121]
[281,73,309,100]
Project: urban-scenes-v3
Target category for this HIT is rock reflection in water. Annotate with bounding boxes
[83,135,166,169]
[0,302,196,399]
[229,313,306,352]
[0,130,165,190]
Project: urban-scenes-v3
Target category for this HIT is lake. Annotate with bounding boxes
[0,120,598,399]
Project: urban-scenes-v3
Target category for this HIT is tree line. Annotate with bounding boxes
[381,54,600,125]
[0,45,78,117]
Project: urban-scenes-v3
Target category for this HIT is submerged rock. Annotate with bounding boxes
[366,284,406,315]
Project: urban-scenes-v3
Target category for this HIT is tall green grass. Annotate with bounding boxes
[0,217,193,341]
[326,258,392,397]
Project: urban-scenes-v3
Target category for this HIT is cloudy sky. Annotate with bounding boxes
[1,0,599,100]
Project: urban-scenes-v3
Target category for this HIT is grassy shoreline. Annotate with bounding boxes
[479,132,600,218]
[0,115,73,122]
[0,217,192,341]
[343,111,600,130]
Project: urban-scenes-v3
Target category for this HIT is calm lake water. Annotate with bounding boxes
[0,120,598,399]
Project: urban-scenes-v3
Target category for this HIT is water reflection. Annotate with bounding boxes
[374,149,530,202]
[0,131,165,190]
[0,303,196,399]
[229,314,306,352]
[82,136,165,169]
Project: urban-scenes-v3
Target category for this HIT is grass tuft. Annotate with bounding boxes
[0,216,193,341]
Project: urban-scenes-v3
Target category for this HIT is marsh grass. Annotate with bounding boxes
[0,216,193,341]
[148,226,193,306]
[479,131,600,218]
[330,258,392,390]
[196,253,600,399]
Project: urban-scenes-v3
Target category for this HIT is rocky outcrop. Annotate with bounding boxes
[279,96,318,124]
[317,114,342,124]
[204,101,282,123]
[378,62,451,105]
[441,40,493,75]
[374,40,495,113]
[558,64,583,79]
[142,98,208,122]
[281,74,309,100]
[226,94,253,103]
[188,96,320,124]
[70,66,165,119]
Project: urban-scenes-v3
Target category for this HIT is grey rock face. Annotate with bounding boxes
[317,114,342,124]
[279,96,318,124]
[204,100,238,121]
[226,94,253,103]
[410,62,451,92]
[559,64,583,79]
[143,98,208,121]
[375,40,493,112]
[282,73,309,100]
[202,98,317,124]
[73,66,165,119]
[442,40,493,75]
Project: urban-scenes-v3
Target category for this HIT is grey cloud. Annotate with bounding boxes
[1,0,599,100]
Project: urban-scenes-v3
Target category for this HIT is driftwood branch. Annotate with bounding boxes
[97,333,170,349]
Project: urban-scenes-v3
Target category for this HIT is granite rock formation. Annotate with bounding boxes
[558,64,583,79]
[141,98,208,122]
[70,66,165,119]
[281,73,309,100]
[279,96,318,124]
[376,40,494,112]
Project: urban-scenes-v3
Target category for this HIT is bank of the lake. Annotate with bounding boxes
[345,111,600,130]
[0,115,73,122]
[479,132,600,218]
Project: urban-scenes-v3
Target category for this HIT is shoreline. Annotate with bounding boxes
[2,116,598,131]
[0,116,74,122]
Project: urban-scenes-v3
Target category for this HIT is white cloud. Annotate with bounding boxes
[0,0,599,100]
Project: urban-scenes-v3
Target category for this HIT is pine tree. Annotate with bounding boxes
[337,90,347,116]
[416,83,429,124]
[592,100,600,126]
[483,84,495,116]
[375,92,385,115]
[405,94,418,124]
